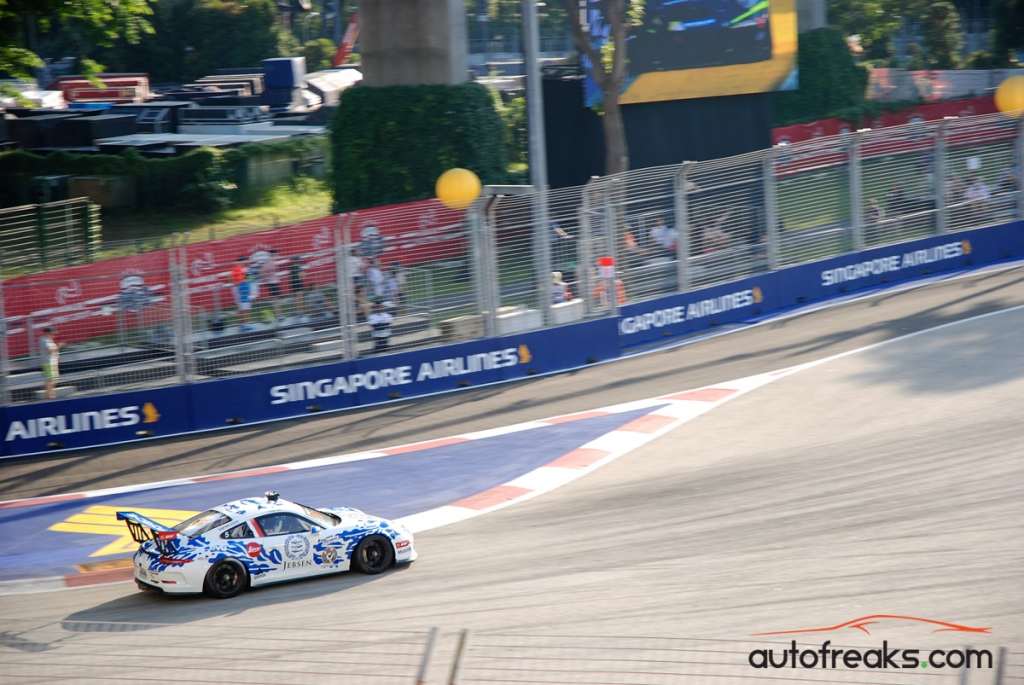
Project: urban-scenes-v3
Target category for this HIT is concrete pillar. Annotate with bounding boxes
[360,0,468,86]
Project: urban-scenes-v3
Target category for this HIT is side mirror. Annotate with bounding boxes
[309,526,320,535]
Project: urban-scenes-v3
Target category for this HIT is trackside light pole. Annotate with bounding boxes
[522,0,553,325]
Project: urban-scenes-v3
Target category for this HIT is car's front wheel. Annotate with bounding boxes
[204,559,248,598]
[351,535,395,574]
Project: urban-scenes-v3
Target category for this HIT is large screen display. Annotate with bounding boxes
[583,0,797,106]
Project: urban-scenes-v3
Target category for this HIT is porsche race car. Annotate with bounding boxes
[118,491,416,598]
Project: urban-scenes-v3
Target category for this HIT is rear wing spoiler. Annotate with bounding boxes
[116,511,178,549]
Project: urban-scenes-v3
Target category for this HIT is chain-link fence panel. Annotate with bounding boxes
[859,122,941,247]
[685,150,769,288]
[775,137,854,266]
[2,248,177,403]
[0,198,101,273]
[944,113,1020,233]
[603,165,681,304]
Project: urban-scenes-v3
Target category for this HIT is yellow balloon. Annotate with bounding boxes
[995,75,1024,116]
[435,168,482,210]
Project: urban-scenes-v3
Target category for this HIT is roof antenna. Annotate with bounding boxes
[265,490,280,502]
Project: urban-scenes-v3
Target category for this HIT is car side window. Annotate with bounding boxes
[256,513,312,537]
[221,522,255,540]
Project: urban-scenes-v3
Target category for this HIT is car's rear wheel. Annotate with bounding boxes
[204,559,248,598]
[351,535,394,574]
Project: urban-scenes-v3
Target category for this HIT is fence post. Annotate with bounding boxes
[849,129,867,252]
[34,203,48,268]
[935,117,950,234]
[415,627,439,685]
[602,179,620,316]
[0,271,9,407]
[1016,116,1024,221]
[673,161,693,293]
[958,645,972,685]
[468,202,489,336]
[993,645,1007,685]
[334,214,357,360]
[448,629,470,685]
[485,199,502,332]
[762,150,780,270]
[168,242,188,384]
[177,242,195,380]
[532,189,554,325]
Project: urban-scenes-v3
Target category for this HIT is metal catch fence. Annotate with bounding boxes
[1,112,1022,405]
[0,198,102,272]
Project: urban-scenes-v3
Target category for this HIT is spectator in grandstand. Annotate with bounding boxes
[383,262,404,312]
[39,326,60,400]
[702,208,732,254]
[619,221,647,272]
[305,288,330,322]
[348,248,365,286]
[997,167,1019,216]
[592,269,627,309]
[550,221,573,269]
[359,224,384,258]
[649,216,677,257]
[368,300,393,353]
[353,283,371,322]
[885,184,907,220]
[231,256,252,327]
[365,257,385,299]
[866,199,885,230]
[965,176,991,222]
[551,271,572,304]
[288,255,305,315]
[260,249,282,321]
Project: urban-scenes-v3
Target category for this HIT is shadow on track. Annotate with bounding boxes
[59,563,413,633]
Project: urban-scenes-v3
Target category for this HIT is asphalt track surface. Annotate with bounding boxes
[1,266,1023,683]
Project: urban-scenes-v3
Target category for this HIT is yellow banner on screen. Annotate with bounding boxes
[620,0,797,104]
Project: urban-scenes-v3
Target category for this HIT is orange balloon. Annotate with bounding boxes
[435,168,481,210]
[995,75,1024,116]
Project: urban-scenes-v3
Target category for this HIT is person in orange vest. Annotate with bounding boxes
[592,271,627,308]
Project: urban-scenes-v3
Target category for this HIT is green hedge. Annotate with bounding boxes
[330,82,507,211]
[772,27,869,126]
[0,136,327,211]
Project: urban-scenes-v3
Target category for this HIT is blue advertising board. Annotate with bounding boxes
[619,222,1024,348]
[188,317,620,431]
[0,385,192,457]
[1,317,620,457]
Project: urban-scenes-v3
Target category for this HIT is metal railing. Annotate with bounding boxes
[1,112,1022,405]
[0,197,102,272]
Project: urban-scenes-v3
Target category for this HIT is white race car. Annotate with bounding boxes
[118,491,416,598]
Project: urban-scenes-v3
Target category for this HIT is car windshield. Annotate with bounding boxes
[294,502,338,528]
[174,510,231,537]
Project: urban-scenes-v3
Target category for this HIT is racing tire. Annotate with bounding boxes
[351,535,395,574]
[203,559,248,599]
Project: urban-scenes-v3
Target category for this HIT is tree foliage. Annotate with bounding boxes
[0,0,153,98]
[993,0,1024,65]
[921,1,962,69]
[303,38,337,72]
[561,0,644,175]
[772,28,868,125]
[330,83,507,211]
